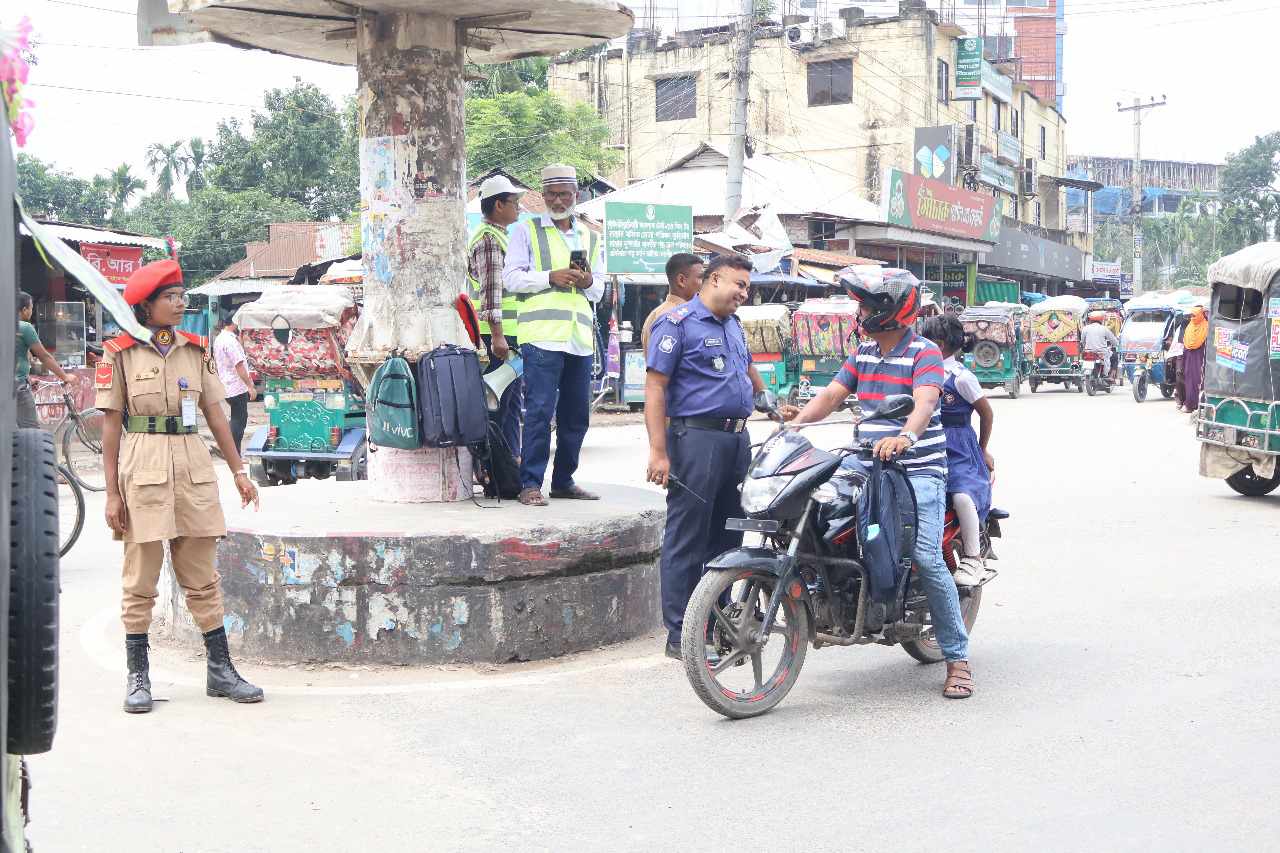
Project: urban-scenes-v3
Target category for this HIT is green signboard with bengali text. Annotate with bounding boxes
[604,202,694,275]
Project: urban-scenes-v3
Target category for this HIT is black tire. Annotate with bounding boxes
[1042,345,1066,367]
[56,467,84,558]
[1085,375,1097,396]
[681,569,809,720]
[1160,384,1176,399]
[973,341,1001,369]
[902,585,983,664]
[9,429,60,755]
[62,409,106,492]
[1133,373,1149,403]
[1225,466,1280,497]
[249,462,274,488]
[1005,379,1020,399]
[1029,379,1039,393]
[1076,379,1086,393]
[786,386,800,407]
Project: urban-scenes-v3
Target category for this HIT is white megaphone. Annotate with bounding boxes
[483,353,523,412]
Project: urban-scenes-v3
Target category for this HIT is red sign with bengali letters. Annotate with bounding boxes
[883,168,1002,243]
[78,242,145,284]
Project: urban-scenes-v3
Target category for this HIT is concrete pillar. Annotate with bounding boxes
[348,11,471,502]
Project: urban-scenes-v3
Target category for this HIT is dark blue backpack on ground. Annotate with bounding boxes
[416,344,488,448]
[367,356,420,449]
[853,459,918,606]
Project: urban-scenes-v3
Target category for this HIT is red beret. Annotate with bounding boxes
[123,260,183,306]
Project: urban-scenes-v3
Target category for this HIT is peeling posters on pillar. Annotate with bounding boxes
[361,134,413,288]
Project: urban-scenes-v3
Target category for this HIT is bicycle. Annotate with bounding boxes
[32,377,106,492]
[56,463,85,557]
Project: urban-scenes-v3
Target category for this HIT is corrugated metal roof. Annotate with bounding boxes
[212,222,356,281]
[19,219,169,250]
[792,247,884,268]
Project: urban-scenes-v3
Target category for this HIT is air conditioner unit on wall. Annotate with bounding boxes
[786,19,846,48]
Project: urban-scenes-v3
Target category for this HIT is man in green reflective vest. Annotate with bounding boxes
[468,174,524,458]
[502,164,604,506]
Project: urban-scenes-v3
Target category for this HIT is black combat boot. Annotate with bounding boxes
[203,627,264,703]
[124,634,153,714]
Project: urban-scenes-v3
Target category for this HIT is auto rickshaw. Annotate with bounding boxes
[960,304,1029,398]
[737,303,800,405]
[791,295,860,404]
[1120,300,1181,402]
[1027,295,1088,393]
[1195,242,1280,497]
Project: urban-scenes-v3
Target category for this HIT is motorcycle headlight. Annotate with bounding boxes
[740,475,791,515]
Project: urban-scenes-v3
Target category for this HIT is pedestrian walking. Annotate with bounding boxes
[502,163,603,506]
[468,173,524,459]
[213,316,255,452]
[644,255,769,660]
[97,260,264,714]
[1180,305,1208,413]
[641,253,704,355]
[15,291,79,427]
[780,268,975,699]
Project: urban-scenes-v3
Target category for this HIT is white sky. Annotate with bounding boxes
[15,0,1280,191]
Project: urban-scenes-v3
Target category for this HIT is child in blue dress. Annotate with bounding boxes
[920,316,995,587]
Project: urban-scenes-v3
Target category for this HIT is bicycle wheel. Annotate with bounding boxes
[56,465,85,557]
[62,409,106,492]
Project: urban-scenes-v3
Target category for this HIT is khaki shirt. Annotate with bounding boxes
[95,334,228,544]
[641,295,687,358]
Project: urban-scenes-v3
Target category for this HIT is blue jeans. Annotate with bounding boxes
[910,475,970,662]
[519,344,591,492]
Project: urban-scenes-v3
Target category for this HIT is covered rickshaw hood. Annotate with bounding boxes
[1207,242,1280,293]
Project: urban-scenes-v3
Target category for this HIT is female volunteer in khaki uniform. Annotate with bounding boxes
[97,260,263,713]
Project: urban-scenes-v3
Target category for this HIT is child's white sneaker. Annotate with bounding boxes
[953,556,985,587]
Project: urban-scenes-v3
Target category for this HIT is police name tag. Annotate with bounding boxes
[181,396,197,427]
[704,337,722,347]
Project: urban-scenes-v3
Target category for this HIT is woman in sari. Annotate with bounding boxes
[1180,306,1208,413]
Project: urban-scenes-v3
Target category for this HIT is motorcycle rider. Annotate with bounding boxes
[779,267,974,700]
[1082,312,1119,383]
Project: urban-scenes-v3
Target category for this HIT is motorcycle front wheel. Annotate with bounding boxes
[681,569,809,720]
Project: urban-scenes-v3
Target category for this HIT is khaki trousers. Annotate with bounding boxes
[122,537,223,634]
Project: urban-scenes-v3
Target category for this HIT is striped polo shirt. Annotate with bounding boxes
[832,330,948,479]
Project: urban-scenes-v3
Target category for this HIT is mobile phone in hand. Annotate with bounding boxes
[569,249,587,271]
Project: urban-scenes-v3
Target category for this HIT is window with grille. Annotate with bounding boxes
[655,76,696,122]
[807,59,852,107]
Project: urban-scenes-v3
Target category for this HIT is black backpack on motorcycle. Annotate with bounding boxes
[853,459,918,607]
[416,344,489,448]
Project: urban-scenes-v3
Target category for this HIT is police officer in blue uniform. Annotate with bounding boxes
[645,255,773,659]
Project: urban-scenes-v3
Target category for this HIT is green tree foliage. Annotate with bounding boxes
[1219,132,1280,250]
[186,137,209,196]
[206,82,356,219]
[465,90,619,187]
[466,57,549,97]
[118,187,308,284]
[145,140,190,199]
[16,154,111,225]
[106,163,146,222]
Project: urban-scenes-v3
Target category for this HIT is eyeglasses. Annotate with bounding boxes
[156,291,188,304]
[543,189,576,201]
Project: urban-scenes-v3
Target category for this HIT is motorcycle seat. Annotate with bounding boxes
[989,507,1010,520]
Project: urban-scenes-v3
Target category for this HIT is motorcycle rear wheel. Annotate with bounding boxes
[1133,373,1148,403]
[901,564,983,665]
[681,569,809,720]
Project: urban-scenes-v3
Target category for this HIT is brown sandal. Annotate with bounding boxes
[518,488,548,507]
[943,660,974,699]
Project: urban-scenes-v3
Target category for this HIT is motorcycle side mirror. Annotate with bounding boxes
[863,393,914,422]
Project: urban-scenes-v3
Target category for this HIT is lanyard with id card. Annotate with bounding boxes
[179,377,197,427]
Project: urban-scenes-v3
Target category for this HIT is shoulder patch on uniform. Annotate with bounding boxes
[178,331,208,349]
[659,335,676,354]
[668,305,691,325]
[205,355,218,375]
[94,362,113,390]
[103,334,137,354]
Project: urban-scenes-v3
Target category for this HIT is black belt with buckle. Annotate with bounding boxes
[672,416,748,433]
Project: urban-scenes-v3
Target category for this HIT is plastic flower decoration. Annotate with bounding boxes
[1,16,34,146]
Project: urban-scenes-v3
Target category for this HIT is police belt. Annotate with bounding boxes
[125,415,197,435]
[670,416,749,433]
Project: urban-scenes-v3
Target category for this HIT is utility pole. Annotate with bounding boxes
[1118,95,1167,296]
[724,0,754,224]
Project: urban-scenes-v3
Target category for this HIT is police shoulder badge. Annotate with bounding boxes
[659,335,676,354]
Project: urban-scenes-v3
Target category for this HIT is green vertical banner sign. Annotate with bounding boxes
[603,202,694,274]
[955,37,982,101]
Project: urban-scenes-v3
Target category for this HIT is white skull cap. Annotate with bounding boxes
[478,174,522,200]
[541,163,578,186]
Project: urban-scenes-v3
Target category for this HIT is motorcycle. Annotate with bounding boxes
[679,395,1006,719]
[1083,349,1116,396]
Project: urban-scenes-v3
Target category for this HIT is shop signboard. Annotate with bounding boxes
[984,223,1086,281]
[1091,259,1123,283]
[603,202,693,274]
[883,168,1002,243]
[981,60,1013,103]
[622,348,647,403]
[78,242,144,285]
[913,126,956,185]
[955,38,983,100]
[979,154,1018,195]
[997,130,1021,165]
[942,265,969,310]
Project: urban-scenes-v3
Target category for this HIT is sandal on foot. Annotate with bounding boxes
[518,488,548,507]
[943,660,974,699]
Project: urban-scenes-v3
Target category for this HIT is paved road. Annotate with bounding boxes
[28,388,1280,852]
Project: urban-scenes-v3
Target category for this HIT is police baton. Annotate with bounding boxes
[665,472,707,505]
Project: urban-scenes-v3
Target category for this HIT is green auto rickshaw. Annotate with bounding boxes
[960,304,1030,398]
[1195,242,1280,496]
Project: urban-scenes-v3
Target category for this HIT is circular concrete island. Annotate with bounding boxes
[157,481,664,665]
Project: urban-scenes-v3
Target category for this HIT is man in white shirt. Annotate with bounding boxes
[213,318,255,451]
[502,164,604,506]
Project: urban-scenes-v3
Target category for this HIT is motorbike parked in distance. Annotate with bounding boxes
[1083,349,1117,396]
[679,396,1005,719]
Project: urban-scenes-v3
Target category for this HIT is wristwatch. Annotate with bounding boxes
[899,429,919,447]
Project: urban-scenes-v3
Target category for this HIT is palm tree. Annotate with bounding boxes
[186,137,208,196]
[145,140,190,198]
[106,163,145,219]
